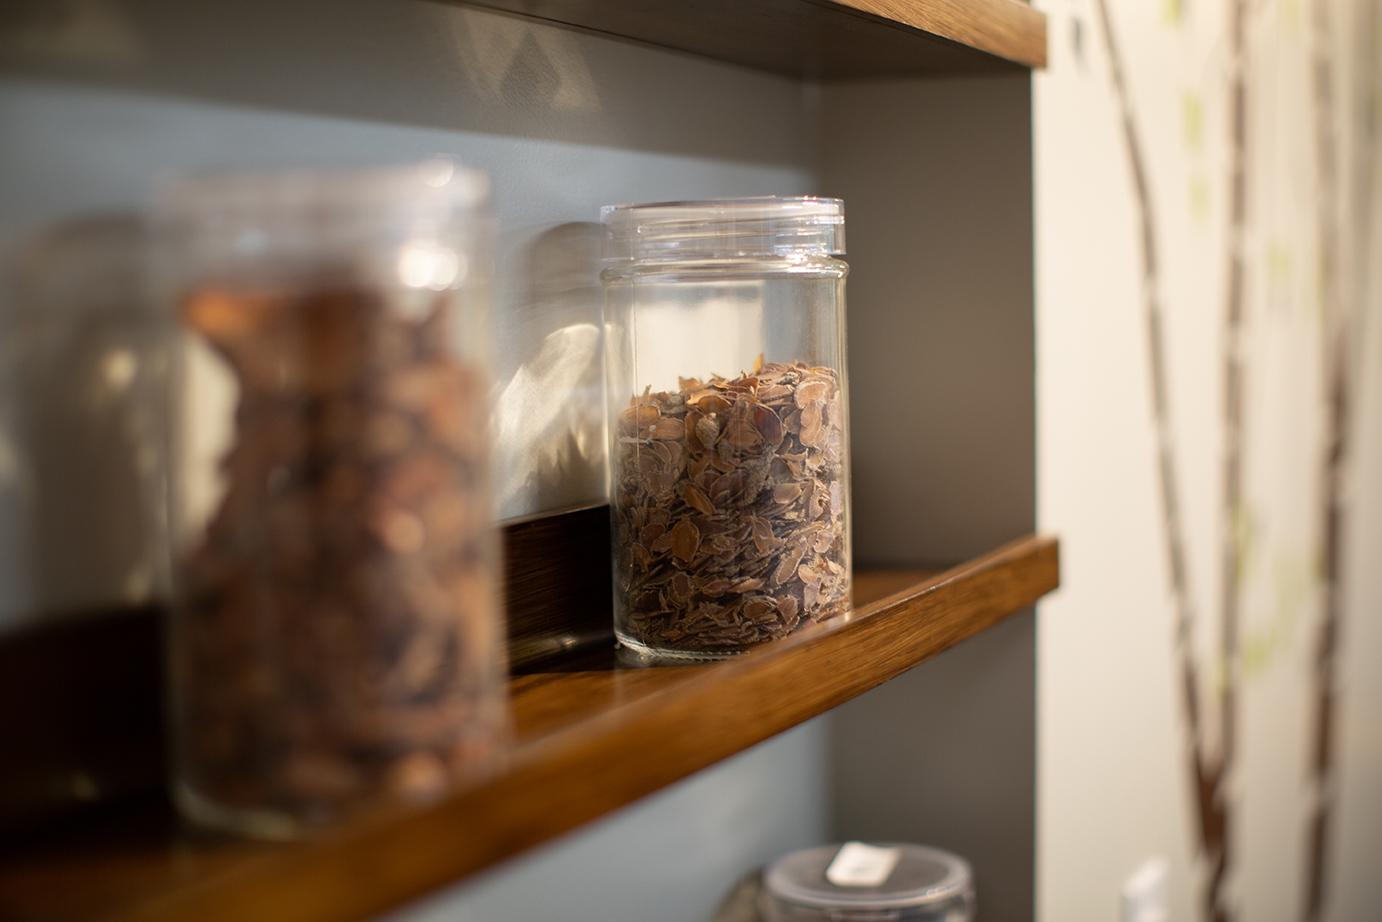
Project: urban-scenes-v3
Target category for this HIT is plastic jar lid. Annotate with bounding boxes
[763,842,973,915]
[602,195,845,261]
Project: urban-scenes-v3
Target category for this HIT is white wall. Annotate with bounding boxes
[0,2,829,919]
[1036,1,1382,920]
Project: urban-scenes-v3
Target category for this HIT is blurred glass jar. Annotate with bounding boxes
[761,843,975,922]
[154,160,506,838]
[602,197,852,660]
[0,216,167,630]
[0,217,168,825]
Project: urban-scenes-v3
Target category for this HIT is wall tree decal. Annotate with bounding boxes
[1303,2,1377,919]
[1214,6,1249,920]
[1092,2,1246,919]
[1096,2,1380,920]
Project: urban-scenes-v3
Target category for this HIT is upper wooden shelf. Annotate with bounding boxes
[462,0,1048,78]
[0,533,1058,922]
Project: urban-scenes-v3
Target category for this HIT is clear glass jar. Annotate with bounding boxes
[0,216,167,628]
[602,197,851,660]
[155,160,506,838]
[761,843,975,922]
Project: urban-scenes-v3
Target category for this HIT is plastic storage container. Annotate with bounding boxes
[156,160,506,838]
[761,842,975,922]
[602,196,852,660]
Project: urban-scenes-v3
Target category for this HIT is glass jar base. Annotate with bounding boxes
[174,782,311,841]
[615,632,751,663]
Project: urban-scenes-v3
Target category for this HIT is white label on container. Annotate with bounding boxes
[825,842,901,888]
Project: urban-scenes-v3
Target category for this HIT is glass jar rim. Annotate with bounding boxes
[601,195,845,261]
[763,843,971,911]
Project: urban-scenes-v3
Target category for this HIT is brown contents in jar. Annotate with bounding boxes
[613,358,848,655]
[175,286,503,828]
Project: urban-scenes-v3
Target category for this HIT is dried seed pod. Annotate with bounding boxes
[750,517,779,555]
[795,379,828,406]
[175,286,503,831]
[754,405,784,446]
[620,403,661,434]
[773,482,803,504]
[724,418,761,450]
[670,517,701,563]
[612,360,848,656]
[693,393,731,415]
[682,483,717,517]
[695,415,721,449]
[651,418,685,440]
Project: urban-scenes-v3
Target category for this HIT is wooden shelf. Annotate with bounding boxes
[462,0,1047,78]
[0,534,1057,922]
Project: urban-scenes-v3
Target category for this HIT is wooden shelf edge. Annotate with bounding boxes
[826,0,1048,70]
[459,0,1047,79]
[114,534,1059,922]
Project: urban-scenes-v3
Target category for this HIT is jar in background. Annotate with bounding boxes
[1,215,166,628]
[761,843,975,922]
[602,197,852,660]
[0,217,168,826]
[155,160,505,838]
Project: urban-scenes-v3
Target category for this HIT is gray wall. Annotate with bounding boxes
[821,76,1036,922]
[391,721,827,922]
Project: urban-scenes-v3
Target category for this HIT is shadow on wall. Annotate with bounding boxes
[0,214,167,629]
[0,0,814,164]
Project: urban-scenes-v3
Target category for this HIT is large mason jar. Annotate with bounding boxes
[155,160,506,838]
[602,197,852,660]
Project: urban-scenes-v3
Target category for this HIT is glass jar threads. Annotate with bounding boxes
[156,160,506,837]
[602,196,852,660]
